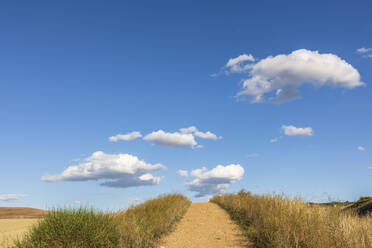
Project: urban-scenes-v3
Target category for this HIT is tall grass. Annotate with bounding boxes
[116,194,191,248]
[211,191,372,248]
[12,194,190,248]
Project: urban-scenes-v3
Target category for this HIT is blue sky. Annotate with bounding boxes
[1,0,372,210]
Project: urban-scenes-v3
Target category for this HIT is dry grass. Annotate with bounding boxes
[211,191,372,248]
[116,194,191,248]
[0,219,39,247]
[6,194,190,248]
[0,207,46,219]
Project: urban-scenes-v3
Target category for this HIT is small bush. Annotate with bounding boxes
[211,191,372,248]
[13,208,121,248]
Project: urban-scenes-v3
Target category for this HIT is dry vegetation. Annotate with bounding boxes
[0,207,46,219]
[9,194,190,248]
[211,191,372,248]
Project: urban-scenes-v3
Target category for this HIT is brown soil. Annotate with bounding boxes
[0,207,46,219]
[160,203,251,248]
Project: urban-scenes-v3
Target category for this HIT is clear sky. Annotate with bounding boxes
[1,0,372,210]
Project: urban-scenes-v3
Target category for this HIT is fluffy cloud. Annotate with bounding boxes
[369,167,372,170]
[185,164,244,197]
[144,130,197,148]
[42,151,166,188]
[143,127,221,148]
[0,194,27,201]
[357,47,372,54]
[358,146,365,151]
[223,49,364,103]
[109,131,142,142]
[177,169,189,177]
[282,125,313,136]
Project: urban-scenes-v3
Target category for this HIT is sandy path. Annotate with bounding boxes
[0,219,39,247]
[160,203,251,248]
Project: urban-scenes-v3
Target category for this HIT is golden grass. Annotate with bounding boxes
[0,219,39,247]
[115,194,191,248]
[211,191,372,248]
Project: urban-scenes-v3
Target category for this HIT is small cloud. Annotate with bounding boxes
[74,200,81,205]
[270,138,279,143]
[282,125,313,136]
[368,167,372,170]
[177,170,189,177]
[143,126,221,148]
[225,54,256,73]
[144,130,197,148]
[247,153,259,158]
[185,164,244,197]
[358,146,365,151]
[357,47,372,54]
[0,194,27,202]
[109,131,142,142]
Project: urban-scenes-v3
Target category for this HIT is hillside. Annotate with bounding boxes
[0,207,46,219]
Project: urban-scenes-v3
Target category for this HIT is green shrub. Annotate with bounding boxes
[14,208,121,248]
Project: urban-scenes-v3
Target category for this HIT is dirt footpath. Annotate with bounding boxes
[160,203,251,248]
[0,219,38,247]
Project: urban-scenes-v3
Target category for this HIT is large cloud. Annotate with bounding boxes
[109,131,142,142]
[0,194,27,201]
[224,49,364,103]
[42,151,166,188]
[282,125,313,136]
[185,164,244,197]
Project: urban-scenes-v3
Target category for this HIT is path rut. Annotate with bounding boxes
[160,202,251,248]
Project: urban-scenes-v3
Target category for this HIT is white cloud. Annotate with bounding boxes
[194,131,220,140]
[180,126,221,140]
[369,167,372,170]
[144,130,197,148]
[223,49,364,103]
[0,194,27,201]
[74,200,81,205]
[270,138,279,143]
[358,146,365,151]
[143,127,221,148]
[226,54,255,73]
[282,125,313,136]
[177,169,189,177]
[109,131,142,142]
[185,164,244,197]
[41,151,166,188]
[357,47,372,54]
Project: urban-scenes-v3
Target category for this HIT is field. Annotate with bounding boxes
[0,219,39,247]
[0,207,45,247]
[211,191,372,248]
